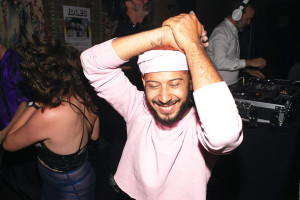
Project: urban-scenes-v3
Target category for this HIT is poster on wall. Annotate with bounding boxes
[0,0,44,48]
[63,5,91,51]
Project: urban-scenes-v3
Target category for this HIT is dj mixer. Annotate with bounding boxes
[229,77,300,127]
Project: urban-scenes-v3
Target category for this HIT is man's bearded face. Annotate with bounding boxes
[236,6,255,32]
[132,0,149,17]
[143,71,192,126]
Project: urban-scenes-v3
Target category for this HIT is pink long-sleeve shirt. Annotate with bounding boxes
[81,39,243,200]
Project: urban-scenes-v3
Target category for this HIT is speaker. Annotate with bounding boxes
[232,0,249,21]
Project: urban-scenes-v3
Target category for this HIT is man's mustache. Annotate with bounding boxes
[152,99,180,106]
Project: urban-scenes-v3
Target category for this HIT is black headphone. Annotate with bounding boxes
[232,0,249,21]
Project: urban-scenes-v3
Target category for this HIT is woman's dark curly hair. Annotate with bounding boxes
[19,34,98,113]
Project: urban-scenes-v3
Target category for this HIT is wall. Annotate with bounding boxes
[0,0,44,48]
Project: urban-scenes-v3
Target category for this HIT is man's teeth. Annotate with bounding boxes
[160,105,172,111]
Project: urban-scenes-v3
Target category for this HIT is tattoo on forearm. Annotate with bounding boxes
[150,37,163,48]
[150,41,156,47]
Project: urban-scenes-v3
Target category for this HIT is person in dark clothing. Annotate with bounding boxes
[0,42,41,200]
[113,0,150,91]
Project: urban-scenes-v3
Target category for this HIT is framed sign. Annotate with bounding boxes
[63,5,91,51]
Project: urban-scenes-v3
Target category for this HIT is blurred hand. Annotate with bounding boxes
[246,57,267,69]
[245,69,266,80]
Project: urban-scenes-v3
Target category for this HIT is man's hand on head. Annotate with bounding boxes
[162,12,203,52]
[189,11,209,48]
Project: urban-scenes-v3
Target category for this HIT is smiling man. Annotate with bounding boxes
[139,49,193,126]
[81,12,243,200]
[144,70,192,126]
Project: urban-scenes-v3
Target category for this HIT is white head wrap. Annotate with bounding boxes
[137,50,189,75]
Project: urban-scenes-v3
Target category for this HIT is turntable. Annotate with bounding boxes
[229,77,300,126]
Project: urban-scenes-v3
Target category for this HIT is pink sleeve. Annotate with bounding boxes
[193,81,243,154]
[80,39,142,123]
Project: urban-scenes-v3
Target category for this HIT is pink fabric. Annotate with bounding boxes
[138,50,188,75]
[80,39,243,200]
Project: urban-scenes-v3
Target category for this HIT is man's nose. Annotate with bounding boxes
[158,87,172,104]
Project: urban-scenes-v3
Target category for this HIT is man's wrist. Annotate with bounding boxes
[245,59,251,67]
[155,26,173,48]
[185,42,204,54]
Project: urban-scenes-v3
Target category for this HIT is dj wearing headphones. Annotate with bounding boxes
[206,0,267,85]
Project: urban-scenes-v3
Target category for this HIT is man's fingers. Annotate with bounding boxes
[162,13,205,50]
[189,11,195,15]
[203,42,209,48]
[201,36,208,43]
[257,72,265,79]
[262,60,267,67]
[259,61,266,68]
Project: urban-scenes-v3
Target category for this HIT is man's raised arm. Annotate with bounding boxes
[111,26,176,62]
[164,13,243,153]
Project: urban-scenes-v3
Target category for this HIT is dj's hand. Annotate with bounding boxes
[246,57,267,69]
[245,69,266,80]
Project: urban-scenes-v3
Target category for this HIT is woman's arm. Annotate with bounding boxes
[2,104,50,152]
[0,101,28,144]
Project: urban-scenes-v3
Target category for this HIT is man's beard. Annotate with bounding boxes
[236,20,246,32]
[133,3,149,17]
[145,90,192,127]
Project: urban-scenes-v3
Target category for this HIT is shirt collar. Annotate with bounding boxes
[224,18,238,35]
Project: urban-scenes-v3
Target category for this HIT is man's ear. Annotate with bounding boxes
[142,74,146,87]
